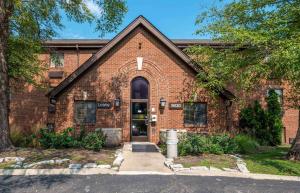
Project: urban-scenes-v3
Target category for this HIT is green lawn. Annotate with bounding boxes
[243,146,300,176]
[174,154,237,169]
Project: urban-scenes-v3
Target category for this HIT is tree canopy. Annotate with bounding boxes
[188,0,300,106]
[7,0,127,85]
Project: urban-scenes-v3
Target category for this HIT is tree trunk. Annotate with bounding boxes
[287,109,300,160]
[0,1,13,150]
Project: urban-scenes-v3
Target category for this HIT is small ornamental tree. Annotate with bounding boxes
[239,90,283,146]
[266,89,283,146]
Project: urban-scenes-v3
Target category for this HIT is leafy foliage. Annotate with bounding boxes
[6,0,127,85]
[234,134,260,154]
[38,127,80,149]
[239,90,283,145]
[178,133,239,156]
[82,129,106,151]
[189,0,300,105]
[37,127,106,151]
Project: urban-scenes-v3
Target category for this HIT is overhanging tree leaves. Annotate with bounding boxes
[0,0,127,149]
[190,0,300,159]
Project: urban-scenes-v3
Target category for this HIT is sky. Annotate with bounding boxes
[56,0,224,40]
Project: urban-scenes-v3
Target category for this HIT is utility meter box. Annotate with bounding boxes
[151,114,157,122]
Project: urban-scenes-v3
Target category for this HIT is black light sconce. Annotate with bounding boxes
[114,98,121,108]
[159,97,167,109]
[50,98,56,105]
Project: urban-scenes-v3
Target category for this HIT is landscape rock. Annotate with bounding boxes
[0,158,3,163]
[83,163,98,168]
[164,161,173,168]
[113,156,124,167]
[209,167,223,172]
[55,159,70,164]
[237,163,249,173]
[15,157,25,162]
[97,164,111,169]
[38,160,55,165]
[69,164,82,169]
[223,168,239,172]
[190,166,209,171]
[173,167,190,172]
[111,167,119,171]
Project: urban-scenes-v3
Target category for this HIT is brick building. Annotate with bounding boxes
[9,16,299,144]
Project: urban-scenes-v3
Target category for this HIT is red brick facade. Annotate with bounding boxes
[9,16,299,144]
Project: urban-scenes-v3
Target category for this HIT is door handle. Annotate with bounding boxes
[145,119,149,125]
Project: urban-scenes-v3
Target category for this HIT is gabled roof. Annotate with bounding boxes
[47,16,234,100]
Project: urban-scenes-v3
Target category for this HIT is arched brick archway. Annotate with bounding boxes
[116,59,170,143]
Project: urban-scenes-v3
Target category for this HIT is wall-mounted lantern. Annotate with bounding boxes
[160,97,167,109]
[114,98,121,108]
[50,98,56,105]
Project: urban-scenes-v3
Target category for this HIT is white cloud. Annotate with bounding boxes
[84,0,103,16]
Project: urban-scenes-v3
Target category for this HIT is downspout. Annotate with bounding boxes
[76,44,79,67]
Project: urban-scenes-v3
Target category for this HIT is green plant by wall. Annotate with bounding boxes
[178,133,239,156]
[82,129,106,151]
[38,127,79,149]
[234,134,260,154]
[266,89,283,146]
[239,90,283,146]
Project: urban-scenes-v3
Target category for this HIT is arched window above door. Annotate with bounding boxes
[131,77,149,99]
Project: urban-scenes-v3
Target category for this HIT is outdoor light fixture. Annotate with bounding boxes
[114,98,121,108]
[159,97,167,109]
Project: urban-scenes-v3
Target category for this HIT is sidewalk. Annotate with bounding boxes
[119,142,172,173]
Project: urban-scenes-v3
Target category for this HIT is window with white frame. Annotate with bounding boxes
[50,52,64,67]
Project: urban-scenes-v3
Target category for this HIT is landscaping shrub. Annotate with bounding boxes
[234,134,260,154]
[10,125,40,148]
[239,90,283,146]
[82,129,106,151]
[266,89,283,146]
[38,127,79,149]
[178,133,239,156]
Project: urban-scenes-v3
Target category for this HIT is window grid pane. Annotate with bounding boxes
[75,101,96,124]
[184,103,207,125]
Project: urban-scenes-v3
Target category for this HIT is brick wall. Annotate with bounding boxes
[9,26,299,144]
[47,26,227,143]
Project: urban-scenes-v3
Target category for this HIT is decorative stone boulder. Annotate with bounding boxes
[100,128,122,147]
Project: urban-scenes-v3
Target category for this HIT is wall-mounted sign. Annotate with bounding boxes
[169,103,183,110]
[97,102,111,109]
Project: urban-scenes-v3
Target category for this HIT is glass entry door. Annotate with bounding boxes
[131,102,148,138]
[131,77,149,141]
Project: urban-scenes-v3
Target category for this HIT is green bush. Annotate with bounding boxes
[38,127,79,149]
[178,133,239,156]
[82,129,106,151]
[234,134,260,154]
[239,90,283,146]
[10,126,40,148]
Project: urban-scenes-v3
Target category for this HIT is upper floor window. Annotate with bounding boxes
[267,88,283,105]
[184,102,207,126]
[74,101,96,124]
[50,52,64,67]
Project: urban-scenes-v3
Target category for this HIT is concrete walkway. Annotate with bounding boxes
[119,142,171,173]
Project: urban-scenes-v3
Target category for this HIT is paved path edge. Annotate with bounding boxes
[0,168,300,182]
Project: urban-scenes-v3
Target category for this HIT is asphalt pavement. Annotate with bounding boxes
[1,174,300,193]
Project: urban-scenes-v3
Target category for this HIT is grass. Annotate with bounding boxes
[0,161,15,169]
[174,154,236,169]
[243,146,300,176]
[0,147,116,168]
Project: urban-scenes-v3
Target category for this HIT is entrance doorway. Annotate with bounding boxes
[131,77,149,141]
